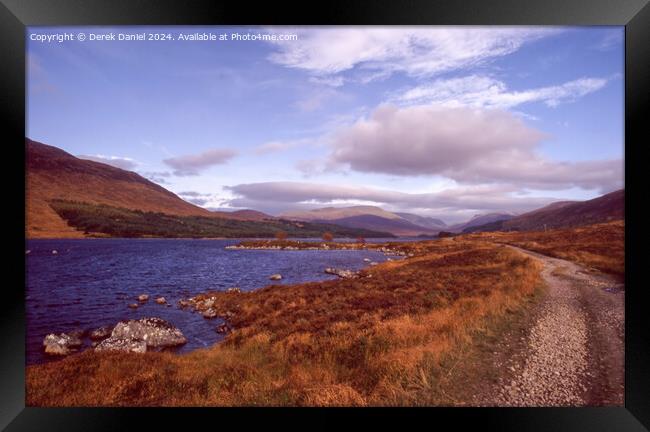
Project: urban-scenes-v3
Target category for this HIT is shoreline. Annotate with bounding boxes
[26,239,402,366]
[26,235,546,406]
[25,236,404,241]
[25,222,624,406]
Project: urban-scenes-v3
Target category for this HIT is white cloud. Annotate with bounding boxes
[225,181,564,223]
[308,76,345,87]
[293,87,346,112]
[163,148,238,176]
[267,27,560,80]
[396,75,608,108]
[78,154,138,170]
[255,140,301,155]
[140,171,171,184]
[323,103,622,192]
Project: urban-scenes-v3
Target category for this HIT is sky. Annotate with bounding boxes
[27,26,624,223]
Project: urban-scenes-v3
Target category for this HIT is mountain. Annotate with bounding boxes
[26,139,217,238]
[463,189,624,233]
[220,209,275,221]
[26,139,391,239]
[281,205,403,221]
[280,205,445,236]
[312,214,440,237]
[394,212,447,229]
[450,212,516,233]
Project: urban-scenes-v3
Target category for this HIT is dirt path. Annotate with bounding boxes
[480,246,624,406]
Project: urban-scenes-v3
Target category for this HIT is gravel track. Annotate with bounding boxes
[490,246,624,406]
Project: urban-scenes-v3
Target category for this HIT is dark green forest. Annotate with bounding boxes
[49,200,394,239]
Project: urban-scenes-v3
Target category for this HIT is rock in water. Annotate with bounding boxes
[226,287,241,293]
[68,329,86,339]
[138,294,149,302]
[201,298,215,309]
[43,332,82,356]
[269,274,282,281]
[324,268,358,279]
[215,323,231,334]
[202,308,218,319]
[128,303,139,309]
[95,338,147,353]
[95,317,186,353]
[89,326,113,340]
[155,297,166,304]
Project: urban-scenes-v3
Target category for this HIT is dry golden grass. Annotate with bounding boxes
[464,220,624,278]
[27,239,543,406]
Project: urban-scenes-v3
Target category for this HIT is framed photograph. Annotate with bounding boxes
[2,0,648,429]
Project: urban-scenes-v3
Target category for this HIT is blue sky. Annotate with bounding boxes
[27,26,624,223]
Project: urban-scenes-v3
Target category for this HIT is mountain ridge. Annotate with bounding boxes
[463,190,624,233]
[27,139,220,238]
[449,212,517,233]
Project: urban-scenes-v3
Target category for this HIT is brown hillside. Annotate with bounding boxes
[226,209,275,221]
[465,220,624,277]
[26,139,216,238]
[501,189,624,231]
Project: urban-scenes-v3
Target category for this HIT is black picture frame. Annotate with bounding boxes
[1,0,648,430]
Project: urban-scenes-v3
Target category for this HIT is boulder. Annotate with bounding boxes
[269,274,282,281]
[202,308,218,319]
[219,310,235,319]
[89,326,113,340]
[95,337,147,353]
[363,258,371,262]
[155,297,166,305]
[51,250,58,255]
[95,317,186,353]
[137,294,149,302]
[215,323,231,334]
[113,317,186,348]
[43,332,82,356]
[68,329,86,339]
[128,303,139,309]
[178,299,191,308]
[324,268,358,279]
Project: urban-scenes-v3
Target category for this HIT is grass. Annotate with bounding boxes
[27,221,622,406]
[27,238,542,406]
[464,220,624,278]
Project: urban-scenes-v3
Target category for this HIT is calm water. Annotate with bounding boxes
[25,238,395,365]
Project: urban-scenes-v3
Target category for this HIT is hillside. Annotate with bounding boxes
[464,190,624,233]
[450,212,516,233]
[26,139,389,239]
[394,212,447,229]
[49,200,393,239]
[281,205,446,236]
[281,205,403,221]
[223,209,275,221]
[313,214,439,236]
[26,139,218,238]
